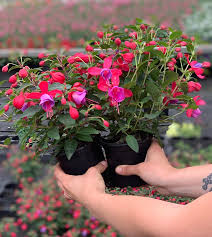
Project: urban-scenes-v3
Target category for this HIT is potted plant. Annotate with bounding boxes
[0,19,210,188]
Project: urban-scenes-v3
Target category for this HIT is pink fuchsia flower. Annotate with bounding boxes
[108,86,126,103]
[39,94,55,112]
[26,81,62,100]
[88,56,122,86]
[188,81,201,93]
[2,65,8,72]
[181,96,206,118]
[71,89,87,105]
[68,53,93,64]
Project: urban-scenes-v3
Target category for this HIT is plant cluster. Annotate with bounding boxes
[0,0,200,49]
[0,19,210,158]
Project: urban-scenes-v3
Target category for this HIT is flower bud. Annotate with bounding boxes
[97,31,104,39]
[149,41,156,46]
[38,52,45,59]
[95,105,102,110]
[175,47,181,52]
[4,104,9,112]
[61,97,67,105]
[19,68,28,78]
[2,65,8,72]
[69,105,79,120]
[85,45,93,52]
[11,82,18,88]
[103,120,109,127]
[13,94,25,109]
[9,75,17,84]
[39,60,45,67]
[115,38,121,46]
[5,89,13,95]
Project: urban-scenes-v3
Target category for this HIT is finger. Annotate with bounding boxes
[54,163,71,182]
[93,160,108,173]
[115,164,141,176]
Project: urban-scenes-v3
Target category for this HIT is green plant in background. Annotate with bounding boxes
[184,2,212,43]
[169,141,212,168]
[166,122,202,138]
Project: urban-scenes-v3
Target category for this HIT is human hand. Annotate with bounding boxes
[115,139,177,194]
[54,161,107,205]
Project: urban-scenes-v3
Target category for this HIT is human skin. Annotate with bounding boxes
[54,140,212,237]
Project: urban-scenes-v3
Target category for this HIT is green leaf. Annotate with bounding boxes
[126,135,139,153]
[47,127,60,140]
[146,80,161,101]
[20,105,41,118]
[48,83,65,91]
[144,111,161,119]
[4,137,11,145]
[77,127,99,135]
[170,31,182,40]
[163,71,178,88]
[64,139,78,160]
[58,114,75,128]
[76,134,93,142]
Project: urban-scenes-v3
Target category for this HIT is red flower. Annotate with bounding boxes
[88,56,122,88]
[50,72,65,84]
[26,81,62,100]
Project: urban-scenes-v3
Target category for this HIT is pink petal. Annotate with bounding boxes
[39,81,49,93]
[98,82,109,92]
[186,109,193,117]
[196,99,206,106]
[88,67,102,76]
[103,57,112,69]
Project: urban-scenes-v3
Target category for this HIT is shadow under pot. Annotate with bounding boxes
[57,142,105,175]
[100,134,152,188]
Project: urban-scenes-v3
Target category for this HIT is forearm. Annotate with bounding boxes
[165,164,212,198]
[85,193,184,237]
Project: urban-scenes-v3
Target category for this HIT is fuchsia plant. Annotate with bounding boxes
[0,19,210,157]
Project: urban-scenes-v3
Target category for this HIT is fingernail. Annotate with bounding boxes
[116,167,122,173]
[101,161,107,166]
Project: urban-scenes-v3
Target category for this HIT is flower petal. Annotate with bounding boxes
[186,109,193,117]
[124,89,133,98]
[88,67,102,76]
[39,81,49,93]
[103,57,112,69]
[26,92,42,99]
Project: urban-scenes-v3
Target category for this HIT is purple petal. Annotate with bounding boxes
[100,68,112,81]
[191,108,202,118]
[72,90,87,105]
[40,94,55,112]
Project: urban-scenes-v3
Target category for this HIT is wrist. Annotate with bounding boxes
[82,192,109,209]
[162,167,182,195]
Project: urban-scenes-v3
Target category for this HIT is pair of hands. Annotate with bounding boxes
[54,140,176,204]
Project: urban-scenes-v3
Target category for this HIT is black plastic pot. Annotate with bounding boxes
[99,133,152,188]
[57,142,105,175]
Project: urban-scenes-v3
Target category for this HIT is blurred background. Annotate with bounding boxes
[0,0,212,236]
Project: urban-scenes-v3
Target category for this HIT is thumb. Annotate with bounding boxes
[115,164,141,176]
[93,160,108,174]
